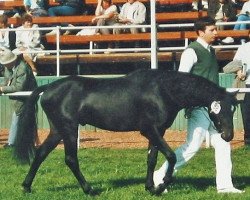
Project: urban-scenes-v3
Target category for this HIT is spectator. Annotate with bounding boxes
[153,16,244,194]
[192,0,208,10]
[208,0,237,30]
[23,0,48,17]
[46,0,84,35]
[13,14,44,76]
[113,0,146,48]
[222,0,250,44]
[0,14,10,50]
[92,0,118,35]
[223,30,250,146]
[0,48,37,148]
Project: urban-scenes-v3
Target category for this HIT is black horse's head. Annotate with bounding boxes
[208,92,238,142]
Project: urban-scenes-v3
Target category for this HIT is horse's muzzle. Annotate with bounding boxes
[221,131,234,142]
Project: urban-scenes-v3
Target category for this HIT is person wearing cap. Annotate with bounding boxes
[0,48,37,148]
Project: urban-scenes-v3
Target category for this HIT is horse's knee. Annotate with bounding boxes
[65,155,78,168]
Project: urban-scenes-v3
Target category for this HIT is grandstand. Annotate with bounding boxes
[0,0,249,76]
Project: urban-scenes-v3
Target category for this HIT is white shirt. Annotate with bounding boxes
[178,37,211,72]
[119,1,146,24]
[233,42,250,84]
[239,0,250,15]
[15,24,41,48]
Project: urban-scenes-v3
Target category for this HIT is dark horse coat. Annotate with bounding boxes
[14,69,237,195]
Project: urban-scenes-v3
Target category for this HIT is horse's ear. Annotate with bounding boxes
[210,101,221,114]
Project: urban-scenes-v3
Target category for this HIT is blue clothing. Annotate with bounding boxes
[234,14,250,30]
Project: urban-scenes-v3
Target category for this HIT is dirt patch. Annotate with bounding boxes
[0,129,245,149]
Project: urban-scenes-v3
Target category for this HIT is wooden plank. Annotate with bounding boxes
[36,54,77,65]
[77,52,173,63]
[36,50,236,66]
[7,11,207,26]
[8,15,94,26]
[156,11,207,22]
[45,30,249,45]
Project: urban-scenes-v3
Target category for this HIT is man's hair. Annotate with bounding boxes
[194,16,216,34]
[0,14,8,26]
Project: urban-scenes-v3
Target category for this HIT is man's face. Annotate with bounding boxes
[23,20,32,28]
[199,25,218,44]
[2,61,15,70]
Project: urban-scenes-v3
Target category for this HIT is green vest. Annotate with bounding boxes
[188,41,219,85]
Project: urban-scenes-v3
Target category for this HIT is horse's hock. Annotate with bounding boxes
[0,129,244,149]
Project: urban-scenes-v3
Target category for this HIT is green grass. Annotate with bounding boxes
[0,146,249,200]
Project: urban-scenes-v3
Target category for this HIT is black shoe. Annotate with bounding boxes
[3,144,14,148]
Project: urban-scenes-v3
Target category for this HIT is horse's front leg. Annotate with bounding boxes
[142,127,176,195]
[145,144,158,192]
[154,140,176,195]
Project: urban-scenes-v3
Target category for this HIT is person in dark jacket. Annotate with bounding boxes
[0,49,37,148]
[208,0,237,30]
[46,0,83,35]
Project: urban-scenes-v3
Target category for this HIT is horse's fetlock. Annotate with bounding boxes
[163,176,173,186]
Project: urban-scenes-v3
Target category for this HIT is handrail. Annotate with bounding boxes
[1,20,250,76]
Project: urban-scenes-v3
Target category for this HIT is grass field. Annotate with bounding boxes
[0,146,249,200]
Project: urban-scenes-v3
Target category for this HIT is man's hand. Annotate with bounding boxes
[237,69,246,80]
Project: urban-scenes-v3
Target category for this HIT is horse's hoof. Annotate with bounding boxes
[145,184,167,196]
[154,183,168,195]
[22,184,31,193]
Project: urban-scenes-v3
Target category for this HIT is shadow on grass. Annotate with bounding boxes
[43,175,249,195]
[110,175,250,191]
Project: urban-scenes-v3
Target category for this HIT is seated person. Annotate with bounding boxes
[0,14,10,50]
[46,0,84,35]
[13,14,44,75]
[23,0,48,17]
[92,0,118,35]
[113,0,146,48]
[208,0,237,30]
[223,0,250,44]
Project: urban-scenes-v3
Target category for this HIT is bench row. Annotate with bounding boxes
[7,11,208,26]
[37,50,237,65]
[44,30,249,45]
[1,0,193,8]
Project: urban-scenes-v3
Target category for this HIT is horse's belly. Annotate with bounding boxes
[82,113,138,132]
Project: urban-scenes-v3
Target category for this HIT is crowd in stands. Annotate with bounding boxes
[0,0,249,75]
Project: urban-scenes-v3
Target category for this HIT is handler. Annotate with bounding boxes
[0,48,37,148]
[154,16,244,194]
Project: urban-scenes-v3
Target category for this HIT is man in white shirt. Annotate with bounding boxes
[153,16,244,194]
[113,0,146,48]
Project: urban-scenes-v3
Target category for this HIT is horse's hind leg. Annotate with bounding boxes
[22,131,62,193]
[62,126,94,195]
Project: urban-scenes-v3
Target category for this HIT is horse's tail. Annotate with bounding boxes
[13,84,48,164]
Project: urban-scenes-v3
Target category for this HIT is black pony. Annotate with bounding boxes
[14,69,237,196]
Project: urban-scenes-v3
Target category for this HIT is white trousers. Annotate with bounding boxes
[158,107,233,190]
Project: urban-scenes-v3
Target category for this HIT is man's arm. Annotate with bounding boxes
[178,48,197,72]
